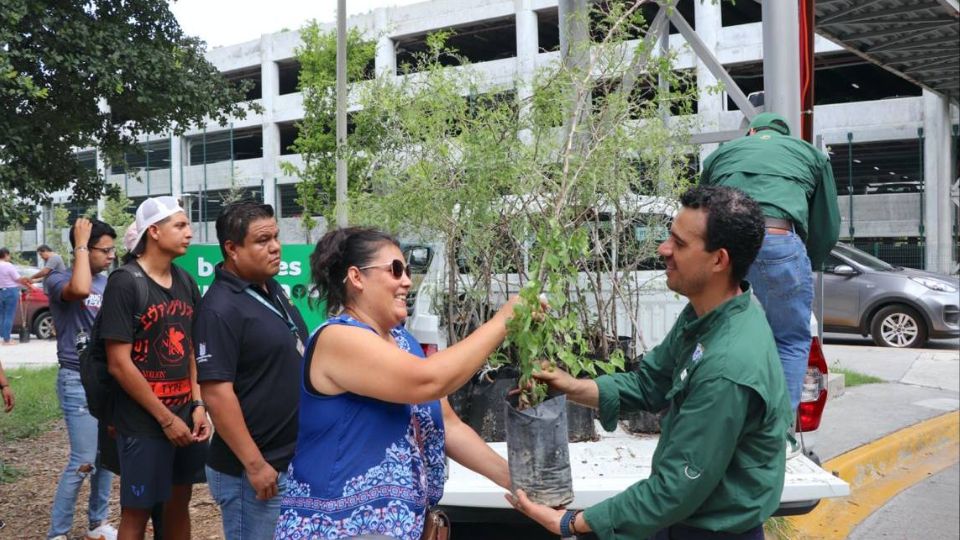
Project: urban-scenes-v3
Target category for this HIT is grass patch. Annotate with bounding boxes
[0,366,61,441]
[0,460,24,483]
[765,516,798,539]
[832,366,885,387]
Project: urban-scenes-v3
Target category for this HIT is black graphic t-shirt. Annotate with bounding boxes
[100,262,201,437]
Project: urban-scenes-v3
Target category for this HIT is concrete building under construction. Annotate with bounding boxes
[18,0,960,273]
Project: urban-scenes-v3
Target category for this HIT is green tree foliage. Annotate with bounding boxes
[0,0,258,227]
[281,24,375,235]
[44,206,71,256]
[100,190,135,259]
[297,2,704,406]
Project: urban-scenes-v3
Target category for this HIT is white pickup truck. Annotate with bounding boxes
[402,239,850,525]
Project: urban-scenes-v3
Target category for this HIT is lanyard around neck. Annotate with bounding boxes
[244,287,298,335]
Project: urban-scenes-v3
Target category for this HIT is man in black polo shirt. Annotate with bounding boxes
[194,201,308,540]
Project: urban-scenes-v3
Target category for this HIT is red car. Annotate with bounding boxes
[12,265,55,340]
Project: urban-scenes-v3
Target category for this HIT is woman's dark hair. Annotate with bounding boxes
[679,185,765,283]
[0,248,10,259]
[310,227,400,314]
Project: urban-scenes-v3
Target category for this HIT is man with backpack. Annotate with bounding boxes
[99,196,209,540]
[46,217,118,540]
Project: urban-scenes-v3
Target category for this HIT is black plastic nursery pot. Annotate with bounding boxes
[461,366,598,443]
[505,393,574,507]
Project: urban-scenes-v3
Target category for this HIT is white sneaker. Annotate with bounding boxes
[85,523,118,540]
[49,536,68,540]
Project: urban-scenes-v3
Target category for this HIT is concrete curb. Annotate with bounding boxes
[789,411,960,539]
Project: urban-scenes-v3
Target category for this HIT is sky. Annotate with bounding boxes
[168,0,424,48]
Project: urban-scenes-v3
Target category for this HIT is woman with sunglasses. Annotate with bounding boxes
[274,227,518,540]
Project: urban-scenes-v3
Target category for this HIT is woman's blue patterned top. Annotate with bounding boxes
[274,315,446,540]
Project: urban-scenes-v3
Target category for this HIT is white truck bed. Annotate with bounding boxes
[440,424,850,510]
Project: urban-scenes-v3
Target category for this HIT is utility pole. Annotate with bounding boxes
[335,0,348,227]
[761,0,802,136]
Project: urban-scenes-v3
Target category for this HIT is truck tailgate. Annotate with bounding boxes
[440,426,850,509]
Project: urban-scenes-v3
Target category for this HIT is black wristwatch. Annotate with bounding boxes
[560,509,579,537]
[190,399,206,411]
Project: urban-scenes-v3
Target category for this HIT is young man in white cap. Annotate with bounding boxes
[99,196,210,540]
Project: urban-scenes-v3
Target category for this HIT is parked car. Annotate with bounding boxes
[12,265,55,340]
[816,243,960,348]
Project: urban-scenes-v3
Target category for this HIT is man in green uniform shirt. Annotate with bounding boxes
[508,186,792,540]
[699,113,840,412]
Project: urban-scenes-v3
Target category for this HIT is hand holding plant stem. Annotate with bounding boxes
[504,225,625,410]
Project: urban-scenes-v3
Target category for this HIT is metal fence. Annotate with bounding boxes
[830,125,959,272]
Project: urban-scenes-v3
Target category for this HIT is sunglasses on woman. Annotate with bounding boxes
[356,259,411,280]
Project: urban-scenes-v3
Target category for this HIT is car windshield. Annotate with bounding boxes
[834,244,897,272]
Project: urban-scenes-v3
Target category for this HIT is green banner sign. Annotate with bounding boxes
[176,244,327,332]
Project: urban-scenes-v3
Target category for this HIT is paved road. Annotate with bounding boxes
[849,463,960,540]
[824,332,959,351]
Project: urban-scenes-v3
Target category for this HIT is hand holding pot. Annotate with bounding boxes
[506,489,563,533]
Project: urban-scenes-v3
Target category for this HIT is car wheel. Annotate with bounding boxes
[32,311,55,340]
[870,305,928,348]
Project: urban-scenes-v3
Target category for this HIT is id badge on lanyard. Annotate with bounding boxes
[244,287,303,354]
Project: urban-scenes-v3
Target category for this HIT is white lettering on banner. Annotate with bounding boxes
[200,284,210,295]
[280,284,292,297]
[198,257,214,277]
[278,261,302,277]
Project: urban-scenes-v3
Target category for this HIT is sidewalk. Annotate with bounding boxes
[0,336,59,370]
[818,342,959,460]
[791,343,960,538]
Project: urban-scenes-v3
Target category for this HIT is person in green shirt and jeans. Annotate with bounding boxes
[508,186,792,540]
[699,112,840,413]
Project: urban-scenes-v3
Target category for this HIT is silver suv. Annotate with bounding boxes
[816,243,959,348]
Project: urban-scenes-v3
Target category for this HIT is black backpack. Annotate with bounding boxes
[79,262,188,421]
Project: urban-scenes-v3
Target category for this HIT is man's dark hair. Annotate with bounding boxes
[679,186,765,283]
[69,219,117,250]
[215,201,276,258]
[0,248,10,259]
[36,244,52,253]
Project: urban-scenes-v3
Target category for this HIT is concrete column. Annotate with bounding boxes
[515,0,537,142]
[923,90,954,273]
[94,148,108,219]
[34,204,45,248]
[95,98,111,220]
[694,0,723,163]
[374,7,396,77]
[170,134,183,199]
[761,0,801,136]
[261,35,280,199]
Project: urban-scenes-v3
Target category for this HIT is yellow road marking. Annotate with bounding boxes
[789,411,959,539]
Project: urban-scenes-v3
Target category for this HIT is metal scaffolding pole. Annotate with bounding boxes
[761,0,802,135]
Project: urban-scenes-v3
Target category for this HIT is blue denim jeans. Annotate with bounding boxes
[207,465,287,540]
[0,287,19,342]
[746,231,814,413]
[48,368,113,537]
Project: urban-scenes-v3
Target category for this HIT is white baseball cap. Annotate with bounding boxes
[122,221,140,253]
[129,196,186,253]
